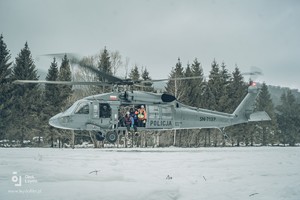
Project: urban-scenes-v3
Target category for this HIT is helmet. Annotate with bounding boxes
[126,111,130,115]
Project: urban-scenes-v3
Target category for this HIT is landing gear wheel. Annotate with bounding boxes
[95,132,105,141]
[106,131,118,143]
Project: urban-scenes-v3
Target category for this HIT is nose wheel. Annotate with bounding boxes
[106,131,118,143]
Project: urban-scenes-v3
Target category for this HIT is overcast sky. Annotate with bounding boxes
[1,0,300,89]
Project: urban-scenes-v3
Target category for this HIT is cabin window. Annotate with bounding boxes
[100,103,111,118]
[161,106,172,119]
[75,103,89,114]
[148,105,159,119]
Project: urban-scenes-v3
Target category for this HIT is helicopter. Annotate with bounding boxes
[14,56,271,143]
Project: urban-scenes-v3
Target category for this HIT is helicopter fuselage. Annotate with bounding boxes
[50,92,228,131]
[49,85,270,135]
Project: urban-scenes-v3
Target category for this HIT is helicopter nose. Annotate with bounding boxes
[49,113,74,130]
[49,113,62,128]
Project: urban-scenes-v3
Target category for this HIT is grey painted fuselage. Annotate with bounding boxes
[49,85,270,132]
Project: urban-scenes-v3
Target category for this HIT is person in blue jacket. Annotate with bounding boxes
[129,108,138,133]
[124,111,133,132]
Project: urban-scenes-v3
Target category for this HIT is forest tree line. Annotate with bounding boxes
[1,35,300,147]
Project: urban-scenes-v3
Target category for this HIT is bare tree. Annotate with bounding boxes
[74,56,99,96]
[110,51,123,76]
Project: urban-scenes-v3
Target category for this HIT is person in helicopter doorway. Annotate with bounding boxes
[129,108,138,135]
[138,105,147,127]
[124,111,134,133]
[118,109,126,135]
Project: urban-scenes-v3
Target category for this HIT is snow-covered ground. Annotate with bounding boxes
[0,147,299,200]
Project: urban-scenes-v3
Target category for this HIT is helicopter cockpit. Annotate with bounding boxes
[49,100,92,130]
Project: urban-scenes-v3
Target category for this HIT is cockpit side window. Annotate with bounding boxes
[75,103,89,114]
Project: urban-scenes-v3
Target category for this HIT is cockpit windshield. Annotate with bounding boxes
[75,102,89,114]
[63,100,89,115]
[63,101,79,115]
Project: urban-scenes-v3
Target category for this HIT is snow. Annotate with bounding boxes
[1,147,300,200]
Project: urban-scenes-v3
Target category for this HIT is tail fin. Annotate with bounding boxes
[232,84,271,125]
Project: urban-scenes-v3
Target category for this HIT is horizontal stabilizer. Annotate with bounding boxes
[248,111,271,122]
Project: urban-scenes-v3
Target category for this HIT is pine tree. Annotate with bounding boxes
[44,58,61,137]
[58,54,72,108]
[255,83,278,145]
[190,58,204,107]
[218,62,231,112]
[0,34,12,84]
[212,62,231,146]
[129,65,140,81]
[181,63,193,105]
[276,90,299,146]
[141,67,150,81]
[98,47,112,92]
[228,66,247,112]
[45,58,60,109]
[54,55,73,147]
[9,42,40,145]
[39,59,60,147]
[207,59,221,111]
[165,58,185,147]
[129,65,140,91]
[165,58,185,100]
[98,47,112,80]
[181,61,204,147]
[0,34,12,139]
[141,67,153,91]
[207,61,233,146]
[226,66,248,146]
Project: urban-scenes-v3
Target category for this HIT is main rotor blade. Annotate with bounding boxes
[41,53,80,59]
[13,80,111,86]
[150,76,204,82]
[42,53,125,84]
[242,67,263,81]
[133,83,152,88]
[241,71,263,76]
[77,61,124,83]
